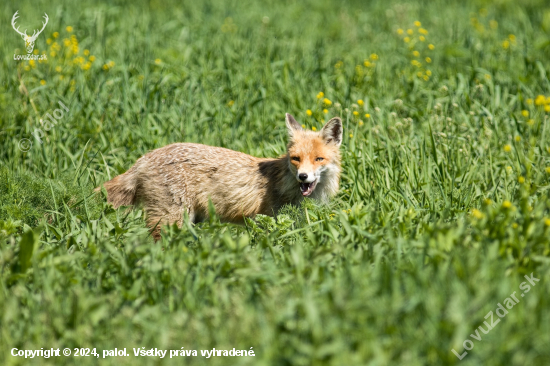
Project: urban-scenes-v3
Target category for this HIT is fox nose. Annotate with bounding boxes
[298,173,308,181]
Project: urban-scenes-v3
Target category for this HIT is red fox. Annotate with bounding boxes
[97,114,342,239]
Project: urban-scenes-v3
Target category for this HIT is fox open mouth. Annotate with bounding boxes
[300,180,318,196]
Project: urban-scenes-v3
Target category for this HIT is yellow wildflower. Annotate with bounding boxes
[323,109,328,114]
[503,144,512,152]
[365,113,371,118]
[66,26,73,32]
[471,209,484,219]
[425,57,432,63]
[40,80,46,85]
[353,111,359,116]
[414,21,421,27]
[545,105,550,112]
[84,49,90,56]
[546,167,550,173]
[349,133,353,138]
[535,95,545,106]
[526,98,533,105]
[518,176,525,184]
[426,70,432,76]
[407,29,413,35]
[317,92,324,99]
[545,218,550,226]
[306,109,312,116]
[419,28,428,35]
[53,31,59,38]
[397,29,404,35]
[502,40,510,49]
[521,110,529,117]
[357,99,364,106]
[370,53,379,60]
[312,126,317,131]
[419,36,425,41]
[227,100,234,107]
[55,66,62,72]
[89,55,96,62]
[413,50,420,57]
[428,44,435,50]
[404,37,410,43]
[108,61,115,67]
[515,136,521,142]
[155,58,162,65]
[358,120,364,126]
[502,200,512,209]
[323,98,332,106]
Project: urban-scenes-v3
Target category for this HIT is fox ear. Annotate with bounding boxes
[285,113,303,136]
[321,117,343,146]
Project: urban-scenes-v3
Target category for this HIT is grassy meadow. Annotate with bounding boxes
[1,0,550,364]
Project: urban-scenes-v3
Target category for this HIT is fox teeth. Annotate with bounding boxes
[300,180,317,196]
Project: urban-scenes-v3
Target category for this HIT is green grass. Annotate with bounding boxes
[1,0,550,365]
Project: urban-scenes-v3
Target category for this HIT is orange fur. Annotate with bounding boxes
[96,114,342,240]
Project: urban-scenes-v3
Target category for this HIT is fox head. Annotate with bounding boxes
[285,113,342,199]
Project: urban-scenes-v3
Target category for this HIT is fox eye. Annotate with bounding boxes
[316,157,324,162]
[291,156,300,162]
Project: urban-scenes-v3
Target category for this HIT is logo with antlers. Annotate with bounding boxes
[12,11,49,54]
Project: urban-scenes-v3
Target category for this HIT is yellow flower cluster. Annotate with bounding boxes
[501,34,517,50]
[23,26,96,78]
[526,95,550,113]
[396,21,433,81]
[363,53,378,68]
[102,61,115,70]
[306,92,336,125]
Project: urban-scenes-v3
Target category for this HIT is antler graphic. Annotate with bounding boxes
[11,11,49,54]
[28,13,49,41]
[11,11,28,38]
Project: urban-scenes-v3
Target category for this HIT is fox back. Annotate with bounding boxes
[97,113,342,239]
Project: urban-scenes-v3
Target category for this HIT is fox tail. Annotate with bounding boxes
[94,166,137,208]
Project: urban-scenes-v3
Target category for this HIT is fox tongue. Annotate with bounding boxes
[300,182,313,196]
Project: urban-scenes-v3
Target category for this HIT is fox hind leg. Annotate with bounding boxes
[146,206,195,240]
